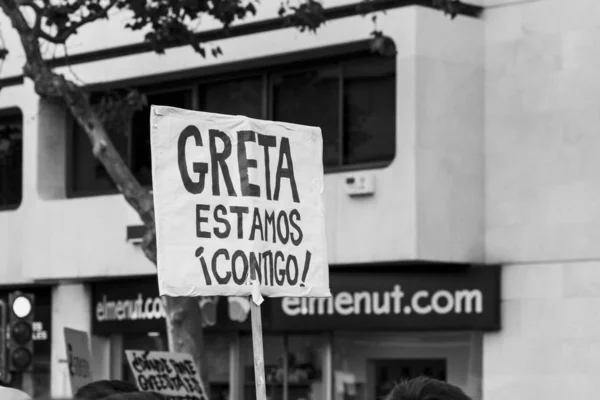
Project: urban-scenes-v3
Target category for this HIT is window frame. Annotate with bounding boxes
[66,41,396,198]
[0,107,24,211]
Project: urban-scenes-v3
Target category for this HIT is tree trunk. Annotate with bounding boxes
[0,1,210,393]
[144,240,210,389]
[163,297,210,390]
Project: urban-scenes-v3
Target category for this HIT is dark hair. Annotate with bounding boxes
[103,392,167,400]
[74,380,139,400]
[384,377,472,400]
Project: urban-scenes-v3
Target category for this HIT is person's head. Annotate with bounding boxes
[103,392,167,400]
[74,380,139,400]
[384,377,472,400]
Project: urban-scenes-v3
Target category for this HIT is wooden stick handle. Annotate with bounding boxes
[251,300,267,400]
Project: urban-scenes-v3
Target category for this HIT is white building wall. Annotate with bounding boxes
[415,8,485,262]
[484,0,600,399]
[483,261,600,399]
[486,0,600,262]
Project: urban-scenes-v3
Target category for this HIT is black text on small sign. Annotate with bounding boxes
[125,350,208,400]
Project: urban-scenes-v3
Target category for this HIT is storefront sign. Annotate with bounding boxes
[92,266,501,335]
[92,278,260,336]
[150,107,330,301]
[270,266,501,331]
[125,350,208,400]
[64,328,93,394]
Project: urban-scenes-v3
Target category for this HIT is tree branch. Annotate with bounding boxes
[21,0,119,44]
[49,0,118,43]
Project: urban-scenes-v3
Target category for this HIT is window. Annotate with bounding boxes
[343,58,395,165]
[271,57,395,167]
[240,334,329,400]
[68,51,396,197]
[272,67,340,167]
[131,89,193,186]
[0,109,23,209]
[69,89,192,195]
[204,333,232,400]
[200,76,263,119]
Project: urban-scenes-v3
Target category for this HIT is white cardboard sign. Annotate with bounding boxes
[150,106,330,303]
[125,350,207,400]
[64,328,92,395]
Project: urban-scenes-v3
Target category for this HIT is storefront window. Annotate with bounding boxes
[240,334,329,400]
[241,335,285,400]
[286,335,329,400]
[333,332,481,400]
[205,333,232,400]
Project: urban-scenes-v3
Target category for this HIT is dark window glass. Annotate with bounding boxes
[68,51,397,197]
[0,111,23,209]
[200,76,263,118]
[343,57,396,165]
[70,95,130,195]
[70,89,191,195]
[131,89,192,186]
[272,67,340,167]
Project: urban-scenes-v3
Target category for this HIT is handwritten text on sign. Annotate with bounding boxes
[151,107,330,300]
[125,350,207,400]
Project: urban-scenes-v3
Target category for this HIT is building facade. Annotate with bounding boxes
[0,0,599,399]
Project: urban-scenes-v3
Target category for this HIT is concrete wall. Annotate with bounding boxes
[415,8,485,262]
[486,0,600,263]
[484,261,600,399]
[484,1,600,399]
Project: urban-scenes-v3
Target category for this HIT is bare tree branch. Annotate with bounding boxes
[0,0,155,230]
[20,0,118,44]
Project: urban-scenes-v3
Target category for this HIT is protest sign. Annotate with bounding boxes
[64,328,92,394]
[150,106,331,303]
[125,350,207,400]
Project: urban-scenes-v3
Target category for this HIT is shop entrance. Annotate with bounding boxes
[372,358,447,399]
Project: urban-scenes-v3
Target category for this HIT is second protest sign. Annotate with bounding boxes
[125,350,207,400]
[64,328,92,395]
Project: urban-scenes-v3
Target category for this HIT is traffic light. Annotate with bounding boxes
[7,292,34,373]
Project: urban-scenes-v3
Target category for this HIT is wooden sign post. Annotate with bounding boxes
[250,301,267,400]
